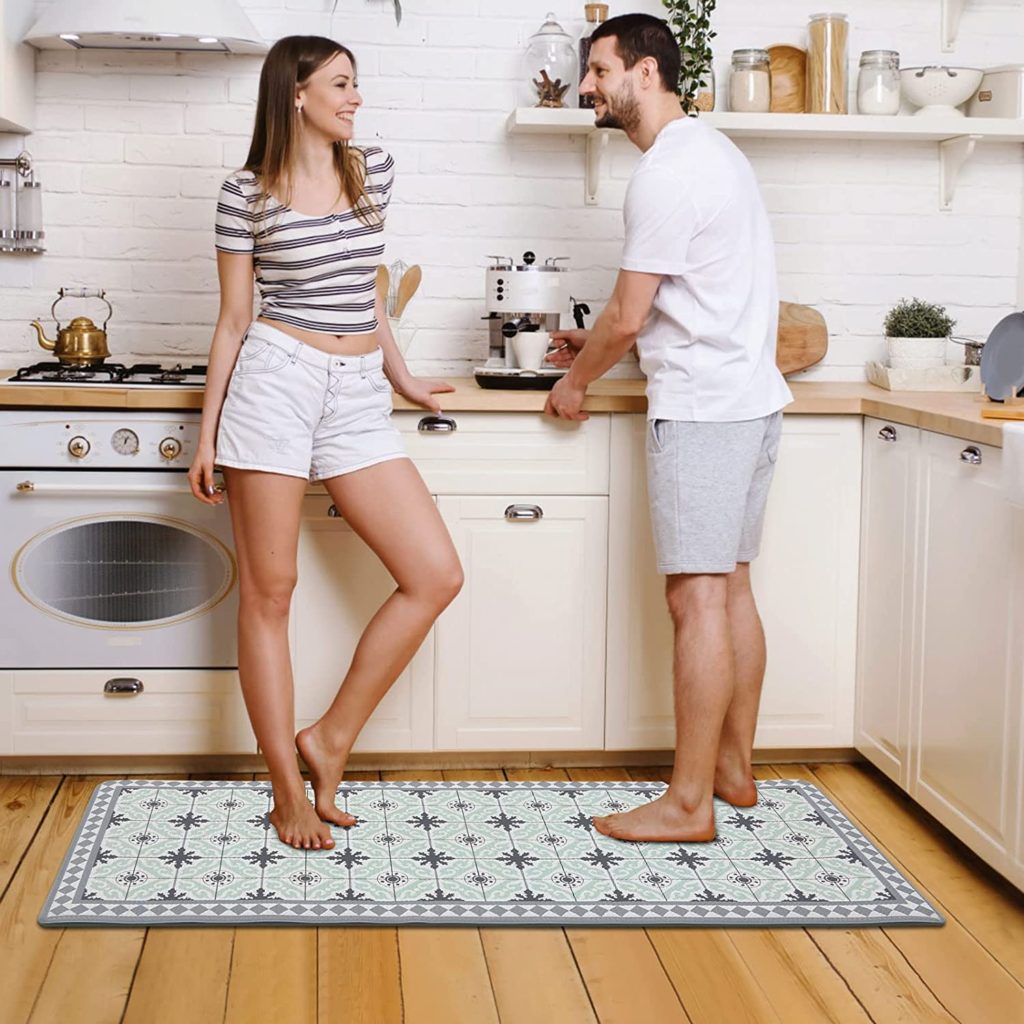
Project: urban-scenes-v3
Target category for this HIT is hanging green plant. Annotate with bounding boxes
[661,0,717,114]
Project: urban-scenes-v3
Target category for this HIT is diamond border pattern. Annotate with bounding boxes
[39,779,945,928]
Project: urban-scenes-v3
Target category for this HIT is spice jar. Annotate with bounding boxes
[523,12,577,109]
[730,49,772,112]
[806,12,849,114]
[857,49,900,115]
[578,3,609,109]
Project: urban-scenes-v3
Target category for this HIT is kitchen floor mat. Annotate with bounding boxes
[40,779,943,927]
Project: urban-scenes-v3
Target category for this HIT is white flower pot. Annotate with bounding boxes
[886,336,947,369]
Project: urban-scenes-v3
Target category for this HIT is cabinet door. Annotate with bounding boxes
[606,415,862,750]
[912,431,1019,872]
[435,496,607,750]
[292,494,433,752]
[855,419,920,786]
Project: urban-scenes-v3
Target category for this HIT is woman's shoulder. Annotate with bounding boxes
[355,145,394,179]
[220,168,261,198]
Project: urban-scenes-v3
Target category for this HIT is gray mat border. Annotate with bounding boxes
[39,779,945,928]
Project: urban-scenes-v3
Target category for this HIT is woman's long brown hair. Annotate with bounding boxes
[244,35,381,229]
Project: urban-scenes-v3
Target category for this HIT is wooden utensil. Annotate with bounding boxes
[375,264,390,306]
[777,302,827,375]
[767,44,807,113]
[393,264,422,319]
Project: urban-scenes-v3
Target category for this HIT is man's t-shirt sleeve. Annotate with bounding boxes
[620,168,697,276]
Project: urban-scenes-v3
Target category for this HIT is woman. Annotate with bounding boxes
[188,36,462,851]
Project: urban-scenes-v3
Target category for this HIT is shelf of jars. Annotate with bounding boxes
[506,107,1024,210]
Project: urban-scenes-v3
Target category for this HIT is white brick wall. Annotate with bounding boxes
[1,0,1023,380]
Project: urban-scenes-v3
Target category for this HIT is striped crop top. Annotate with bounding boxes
[214,146,394,335]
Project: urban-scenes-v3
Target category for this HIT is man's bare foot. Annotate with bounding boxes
[268,793,336,850]
[296,723,356,828]
[713,770,758,808]
[592,793,716,843]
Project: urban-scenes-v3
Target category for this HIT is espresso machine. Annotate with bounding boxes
[474,251,589,390]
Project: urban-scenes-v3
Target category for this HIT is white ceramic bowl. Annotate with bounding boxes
[900,66,983,116]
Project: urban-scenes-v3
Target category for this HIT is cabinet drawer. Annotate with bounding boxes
[393,411,610,495]
[10,670,254,755]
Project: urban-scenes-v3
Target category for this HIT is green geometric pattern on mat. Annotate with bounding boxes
[39,779,944,927]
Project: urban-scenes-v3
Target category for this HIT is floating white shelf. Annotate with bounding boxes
[506,107,1024,210]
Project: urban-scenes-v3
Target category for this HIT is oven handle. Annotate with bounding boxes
[15,481,224,495]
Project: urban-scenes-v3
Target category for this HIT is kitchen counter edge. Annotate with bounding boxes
[0,378,1008,447]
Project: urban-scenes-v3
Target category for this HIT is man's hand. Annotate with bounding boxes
[544,374,589,421]
[546,328,588,368]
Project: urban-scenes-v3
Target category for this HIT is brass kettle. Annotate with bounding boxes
[31,287,113,366]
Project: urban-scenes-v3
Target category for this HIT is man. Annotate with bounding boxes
[545,13,793,842]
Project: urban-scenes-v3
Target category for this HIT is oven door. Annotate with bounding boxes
[0,471,238,668]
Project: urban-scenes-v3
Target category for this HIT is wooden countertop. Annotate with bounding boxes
[0,377,1007,447]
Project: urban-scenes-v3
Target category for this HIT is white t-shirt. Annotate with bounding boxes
[621,117,793,422]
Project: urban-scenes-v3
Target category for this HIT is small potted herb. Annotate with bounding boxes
[662,0,717,114]
[884,298,956,368]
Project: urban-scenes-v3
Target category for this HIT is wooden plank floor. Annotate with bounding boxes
[2,762,1022,1024]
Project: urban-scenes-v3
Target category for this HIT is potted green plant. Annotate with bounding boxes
[662,0,717,113]
[883,298,956,368]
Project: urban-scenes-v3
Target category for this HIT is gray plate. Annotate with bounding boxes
[980,312,1024,400]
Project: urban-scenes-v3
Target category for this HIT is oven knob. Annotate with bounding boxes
[68,436,90,459]
[159,437,182,460]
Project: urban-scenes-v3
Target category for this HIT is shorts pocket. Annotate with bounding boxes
[234,339,290,377]
[648,418,671,455]
[366,369,392,393]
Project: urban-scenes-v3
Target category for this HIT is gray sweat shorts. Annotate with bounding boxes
[646,411,783,575]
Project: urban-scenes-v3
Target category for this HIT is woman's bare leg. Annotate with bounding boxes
[296,458,463,822]
[224,467,340,850]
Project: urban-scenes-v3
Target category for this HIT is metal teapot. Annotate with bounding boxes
[31,288,113,366]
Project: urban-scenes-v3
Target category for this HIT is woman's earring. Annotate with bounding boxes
[296,105,303,114]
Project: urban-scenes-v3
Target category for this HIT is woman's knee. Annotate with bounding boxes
[239,573,298,619]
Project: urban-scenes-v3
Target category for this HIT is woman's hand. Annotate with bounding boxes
[396,377,455,414]
[187,440,224,505]
[546,329,589,368]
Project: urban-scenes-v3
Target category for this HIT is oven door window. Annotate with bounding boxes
[14,515,235,628]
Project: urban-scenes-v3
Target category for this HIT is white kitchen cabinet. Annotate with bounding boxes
[605,414,862,750]
[434,494,608,750]
[8,670,253,755]
[291,492,434,752]
[0,0,34,134]
[855,419,921,788]
[910,430,1021,877]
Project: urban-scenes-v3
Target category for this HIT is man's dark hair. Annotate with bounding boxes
[590,14,680,93]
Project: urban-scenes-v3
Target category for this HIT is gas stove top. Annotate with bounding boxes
[5,361,207,388]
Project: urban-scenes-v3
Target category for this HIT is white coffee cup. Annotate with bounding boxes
[511,331,551,372]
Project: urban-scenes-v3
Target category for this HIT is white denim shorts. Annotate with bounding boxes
[646,411,783,575]
[215,320,407,482]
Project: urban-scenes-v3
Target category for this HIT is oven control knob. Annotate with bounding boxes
[159,437,182,460]
[68,436,90,459]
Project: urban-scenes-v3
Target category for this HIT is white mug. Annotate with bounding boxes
[511,331,551,372]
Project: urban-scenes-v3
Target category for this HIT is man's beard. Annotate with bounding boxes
[594,80,641,134]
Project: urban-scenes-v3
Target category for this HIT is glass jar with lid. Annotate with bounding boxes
[523,12,577,108]
[857,49,900,115]
[730,49,772,112]
[806,12,849,114]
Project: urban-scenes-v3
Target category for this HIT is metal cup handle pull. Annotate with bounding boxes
[104,677,144,696]
[505,504,544,522]
[418,415,457,433]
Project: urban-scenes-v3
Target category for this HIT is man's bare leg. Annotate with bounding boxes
[713,562,763,807]
[593,573,733,842]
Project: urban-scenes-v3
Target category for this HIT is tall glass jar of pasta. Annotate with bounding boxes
[806,13,849,114]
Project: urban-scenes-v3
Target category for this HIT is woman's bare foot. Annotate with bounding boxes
[592,793,716,843]
[268,791,336,850]
[713,770,758,808]
[296,723,356,828]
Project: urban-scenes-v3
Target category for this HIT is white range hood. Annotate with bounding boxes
[24,0,267,54]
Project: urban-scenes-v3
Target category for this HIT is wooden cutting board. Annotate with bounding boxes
[777,302,827,375]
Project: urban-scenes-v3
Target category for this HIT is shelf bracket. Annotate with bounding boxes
[585,130,610,206]
[939,134,980,211]
[941,0,968,52]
